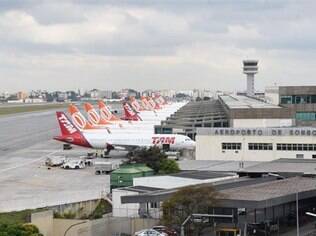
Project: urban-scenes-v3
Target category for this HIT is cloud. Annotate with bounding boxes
[0,1,316,92]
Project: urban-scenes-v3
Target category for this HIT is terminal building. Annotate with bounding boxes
[196,127,316,161]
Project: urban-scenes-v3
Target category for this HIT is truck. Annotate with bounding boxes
[62,160,85,169]
[45,156,66,167]
[95,161,119,175]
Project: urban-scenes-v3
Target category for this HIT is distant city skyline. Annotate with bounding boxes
[1,1,316,92]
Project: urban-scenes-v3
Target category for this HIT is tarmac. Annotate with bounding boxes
[0,109,123,212]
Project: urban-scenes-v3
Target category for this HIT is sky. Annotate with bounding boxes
[1,0,316,92]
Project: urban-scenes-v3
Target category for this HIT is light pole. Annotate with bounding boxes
[64,221,87,236]
[296,192,299,236]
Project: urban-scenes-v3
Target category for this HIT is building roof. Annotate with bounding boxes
[240,158,316,175]
[112,164,153,174]
[171,171,235,180]
[219,176,316,208]
[121,176,278,204]
[133,171,237,190]
[220,95,281,109]
[178,160,260,172]
[116,185,163,193]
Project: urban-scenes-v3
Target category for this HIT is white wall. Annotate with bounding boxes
[112,189,140,217]
[196,134,316,161]
[265,86,280,105]
[231,119,294,128]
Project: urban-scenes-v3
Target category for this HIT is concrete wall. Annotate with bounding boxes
[53,219,90,236]
[196,134,316,161]
[50,199,100,219]
[112,189,140,217]
[32,210,159,236]
[31,210,54,236]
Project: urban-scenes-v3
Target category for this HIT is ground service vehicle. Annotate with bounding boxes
[95,161,119,175]
[45,156,66,167]
[62,160,85,169]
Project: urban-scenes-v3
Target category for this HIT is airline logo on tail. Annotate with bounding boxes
[123,103,141,121]
[58,112,77,134]
[123,103,136,116]
[55,112,91,148]
[87,108,100,124]
[98,101,113,120]
[69,104,94,130]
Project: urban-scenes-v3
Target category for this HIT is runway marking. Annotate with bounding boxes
[0,151,58,174]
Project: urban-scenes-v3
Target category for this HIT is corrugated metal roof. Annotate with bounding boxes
[240,158,316,174]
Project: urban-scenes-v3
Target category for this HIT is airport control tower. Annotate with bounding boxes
[243,60,258,97]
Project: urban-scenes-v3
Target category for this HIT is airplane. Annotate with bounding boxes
[68,104,154,134]
[54,112,196,155]
[84,102,161,128]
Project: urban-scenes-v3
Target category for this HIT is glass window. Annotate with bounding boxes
[303,144,308,151]
[277,144,281,150]
[280,96,292,104]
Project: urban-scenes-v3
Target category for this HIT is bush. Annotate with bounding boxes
[0,223,42,236]
[89,199,112,219]
[126,147,180,174]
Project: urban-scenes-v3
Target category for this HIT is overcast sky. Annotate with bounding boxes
[1,0,316,92]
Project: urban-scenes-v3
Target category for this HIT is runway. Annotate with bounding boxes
[0,106,122,212]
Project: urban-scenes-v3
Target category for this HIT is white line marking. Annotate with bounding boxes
[0,150,58,174]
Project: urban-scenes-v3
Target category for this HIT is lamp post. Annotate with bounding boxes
[296,192,299,236]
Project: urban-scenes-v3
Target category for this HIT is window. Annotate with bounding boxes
[280,96,292,104]
[222,142,241,150]
[296,154,304,159]
[280,95,316,104]
[296,112,316,121]
[277,143,316,151]
[248,143,273,150]
[150,202,159,208]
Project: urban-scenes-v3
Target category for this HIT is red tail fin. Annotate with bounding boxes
[54,112,91,148]
[122,103,141,121]
[56,112,80,135]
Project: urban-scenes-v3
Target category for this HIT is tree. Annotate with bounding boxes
[162,185,220,235]
[126,147,180,174]
[0,223,43,236]
[159,159,180,174]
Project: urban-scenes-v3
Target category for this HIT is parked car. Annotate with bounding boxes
[94,161,119,175]
[134,229,167,236]
[45,156,66,167]
[152,226,177,236]
[62,160,85,169]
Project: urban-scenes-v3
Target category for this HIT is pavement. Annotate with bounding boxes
[0,108,124,212]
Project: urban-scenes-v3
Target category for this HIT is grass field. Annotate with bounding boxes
[0,103,69,116]
[0,209,46,224]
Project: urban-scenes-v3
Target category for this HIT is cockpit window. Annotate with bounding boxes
[185,138,191,141]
